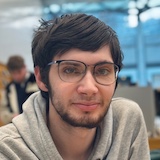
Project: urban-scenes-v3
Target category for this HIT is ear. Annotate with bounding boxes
[34,66,48,92]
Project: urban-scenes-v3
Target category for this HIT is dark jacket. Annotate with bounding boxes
[6,72,38,114]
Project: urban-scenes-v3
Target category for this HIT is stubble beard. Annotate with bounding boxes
[48,85,110,129]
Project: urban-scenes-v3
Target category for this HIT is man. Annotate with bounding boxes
[1,55,38,123]
[0,14,150,159]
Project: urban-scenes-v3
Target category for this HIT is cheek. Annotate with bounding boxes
[102,84,115,100]
[48,68,59,88]
[48,71,75,99]
[55,83,76,96]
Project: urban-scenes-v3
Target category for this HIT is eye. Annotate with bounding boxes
[96,68,109,76]
[63,67,80,74]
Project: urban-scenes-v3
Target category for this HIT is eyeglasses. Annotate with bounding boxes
[48,60,119,85]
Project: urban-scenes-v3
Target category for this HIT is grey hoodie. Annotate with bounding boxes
[0,92,150,160]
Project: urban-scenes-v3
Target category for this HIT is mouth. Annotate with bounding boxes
[72,102,100,112]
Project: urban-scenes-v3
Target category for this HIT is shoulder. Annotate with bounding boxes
[5,82,15,91]
[110,97,148,141]
[111,97,144,122]
[0,123,21,142]
[0,123,22,153]
[25,73,38,92]
[0,123,32,159]
[111,97,142,114]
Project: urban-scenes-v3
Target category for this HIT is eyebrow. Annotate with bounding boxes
[94,60,114,66]
[54,60,114,66]
[62,61,82,66]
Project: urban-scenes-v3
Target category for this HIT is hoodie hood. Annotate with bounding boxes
[12,92,63,160]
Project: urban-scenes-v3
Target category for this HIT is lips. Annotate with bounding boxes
[72,102,100,112]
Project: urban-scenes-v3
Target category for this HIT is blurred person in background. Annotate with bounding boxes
[1,55,38,124]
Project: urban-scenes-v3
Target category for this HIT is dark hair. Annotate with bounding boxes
[7,55,25,72]
[32,13,123,98]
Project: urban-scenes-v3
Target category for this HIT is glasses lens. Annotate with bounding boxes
[58,61,86,82]
[94,63,119,85]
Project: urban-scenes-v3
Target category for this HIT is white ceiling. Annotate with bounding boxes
[1,0,160,24]
[0,0,42,24]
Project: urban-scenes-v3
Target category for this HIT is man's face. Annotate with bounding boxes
[48,45,116,128]
[10,66,27,83]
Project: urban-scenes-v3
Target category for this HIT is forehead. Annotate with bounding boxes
[54,45,113,64]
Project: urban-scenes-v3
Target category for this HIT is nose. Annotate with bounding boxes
[77,70,98,96]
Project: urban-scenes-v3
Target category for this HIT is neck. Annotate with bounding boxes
[48,107,97,160]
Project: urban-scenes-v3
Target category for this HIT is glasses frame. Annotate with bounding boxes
[48,60,119,85]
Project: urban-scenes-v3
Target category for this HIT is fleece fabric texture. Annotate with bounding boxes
[0,91,150,160]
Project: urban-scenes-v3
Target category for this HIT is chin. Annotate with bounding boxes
[61,113,105,129]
